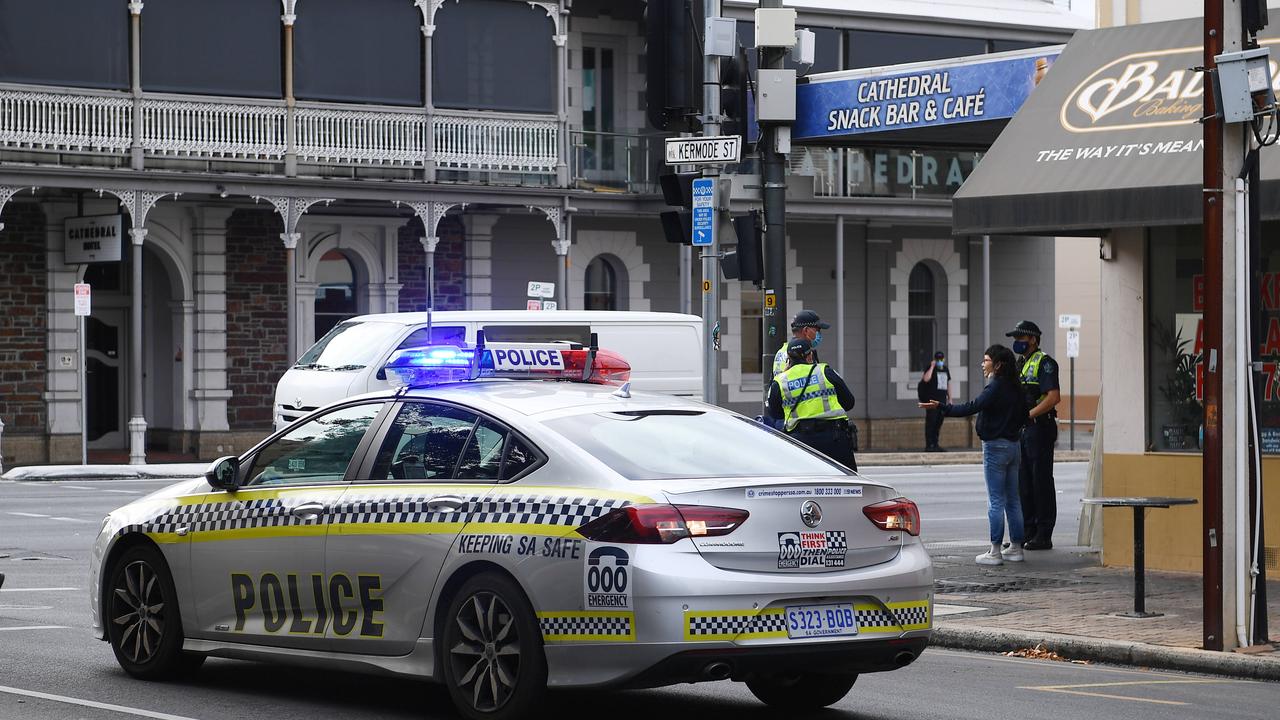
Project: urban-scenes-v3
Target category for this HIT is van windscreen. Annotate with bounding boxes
[294,321,405,370]
[481,325,591,344]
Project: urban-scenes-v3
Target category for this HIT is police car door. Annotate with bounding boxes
[325,400,495,655]
[188,401,387,650]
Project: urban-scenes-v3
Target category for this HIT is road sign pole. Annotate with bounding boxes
[74,283,91,465]
[1070,356,1075,451]
[699,0,722,405]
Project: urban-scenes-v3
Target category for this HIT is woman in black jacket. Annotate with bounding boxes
[919,344,1026,566]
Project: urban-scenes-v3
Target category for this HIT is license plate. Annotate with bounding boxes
[784,603,859,639]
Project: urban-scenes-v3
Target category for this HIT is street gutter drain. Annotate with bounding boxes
[934,577,1094,593]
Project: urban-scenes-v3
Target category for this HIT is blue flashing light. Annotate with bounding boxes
[383,345,478,386]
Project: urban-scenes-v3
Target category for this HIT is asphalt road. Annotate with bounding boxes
[5,469,1273,720]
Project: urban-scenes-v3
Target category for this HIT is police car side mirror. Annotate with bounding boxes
[206,456,241,491]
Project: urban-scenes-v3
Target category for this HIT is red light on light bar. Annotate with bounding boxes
[560,348,631,386]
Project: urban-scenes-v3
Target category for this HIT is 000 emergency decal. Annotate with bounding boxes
[229,572,385,638]
[584,544,632,610]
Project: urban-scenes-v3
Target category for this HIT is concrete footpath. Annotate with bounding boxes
[3,458,1276,681]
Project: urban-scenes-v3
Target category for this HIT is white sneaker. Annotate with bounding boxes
[1001,544,1025,562]
[975,550,1003,566]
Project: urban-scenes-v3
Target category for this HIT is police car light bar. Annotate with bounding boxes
[382,341,631,388]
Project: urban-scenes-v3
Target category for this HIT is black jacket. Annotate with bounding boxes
[941,375,1025,442]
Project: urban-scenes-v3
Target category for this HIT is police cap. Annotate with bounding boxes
[786,338,814,361]
[1004,320,1042,338]
[791,310,830,330]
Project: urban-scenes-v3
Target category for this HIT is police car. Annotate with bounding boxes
[90,336,932,720]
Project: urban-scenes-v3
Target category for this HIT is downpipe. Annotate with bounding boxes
[1234,177,1250,650]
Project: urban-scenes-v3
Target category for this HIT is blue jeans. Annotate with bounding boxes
[982,438,1024,545]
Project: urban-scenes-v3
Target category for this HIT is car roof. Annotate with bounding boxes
[347,310,703,326]
[348,380,712,419]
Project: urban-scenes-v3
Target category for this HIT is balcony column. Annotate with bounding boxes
[190,207,233,456]
[128,2,144,170]
[554,2,569,187]
[529,203,568,308]
[415,1,438,183]
[408,202,466,312]
[254,196,334,362]
[282,1,299,177]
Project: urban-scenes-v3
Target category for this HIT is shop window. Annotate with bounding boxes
[846,30,986,70]
[584,255,622,311]
[908,263,937,374]
[315,251,357,339]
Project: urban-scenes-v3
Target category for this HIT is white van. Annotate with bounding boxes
[273,310,704,429]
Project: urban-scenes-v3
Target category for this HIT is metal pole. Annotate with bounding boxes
[80,314,87,466]
[836,215,845,377]
[282,235,299,363]
[983,235,991,348]
[1070,356,1076,451]
[680,245,691,314]
[760,0,789,401]
[128,229,146,465]
[701,0,722,405]
[1134,507,1147,616]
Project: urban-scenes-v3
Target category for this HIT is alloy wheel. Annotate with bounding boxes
[111,560,167,665]
[449,590,522,713]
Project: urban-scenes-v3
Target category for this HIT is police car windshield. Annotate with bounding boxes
[294,321,403,370]
[545,411,851,480]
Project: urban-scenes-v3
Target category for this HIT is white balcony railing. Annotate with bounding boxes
[0,85,561,179]
[141,96,286,159]
[0,87,131,153]
[433,109,558,172]
[295,104,425,166]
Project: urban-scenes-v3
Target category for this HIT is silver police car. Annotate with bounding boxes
[90,343,932,720]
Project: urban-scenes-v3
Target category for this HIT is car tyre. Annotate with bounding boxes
[106,545,204,680]
[442,573,546,720]
[746,672,857,709]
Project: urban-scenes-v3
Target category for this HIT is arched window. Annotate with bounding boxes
[584,256,618,311]
[315,250,357,337]
[907,262,937,372]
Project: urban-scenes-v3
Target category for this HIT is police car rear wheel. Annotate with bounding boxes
[745,672,857,709]
[106,545,203,680]
[443,573,546,720]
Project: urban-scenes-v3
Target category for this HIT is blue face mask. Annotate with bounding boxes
[1012,340,1030,355]
[812,331,822,348]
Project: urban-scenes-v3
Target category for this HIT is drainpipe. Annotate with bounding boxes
[1234,176,1249,650]
[983,235,991,348]
[282,232,300,363]
[128,2,144,170]
[282,1,298,177]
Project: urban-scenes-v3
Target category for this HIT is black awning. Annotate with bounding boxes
[954,18,1280,235]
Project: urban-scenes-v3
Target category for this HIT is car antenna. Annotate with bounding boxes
[611,381,632,399]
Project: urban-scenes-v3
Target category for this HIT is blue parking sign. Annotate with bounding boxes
[691,177,714,246]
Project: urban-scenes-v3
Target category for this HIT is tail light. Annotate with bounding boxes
[577,504,749,544]
[862,497,921,536]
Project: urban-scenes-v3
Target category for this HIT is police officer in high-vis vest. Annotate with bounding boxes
[1006,320,1061,550]
[771,310,830,378]
[767,337,858,470]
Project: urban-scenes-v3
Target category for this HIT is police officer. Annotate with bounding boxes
[767,337,858,470]
[1006,320,1061,550]
[771,310,830,378]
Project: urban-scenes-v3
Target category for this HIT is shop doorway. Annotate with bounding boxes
[86,308,127,448]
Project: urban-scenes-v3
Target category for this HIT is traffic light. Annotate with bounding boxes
[644,0,704,132]
[720,51,751,140]
[658,172,697,245]
[725,210,763,283]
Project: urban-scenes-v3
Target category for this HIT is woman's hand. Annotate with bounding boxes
[918,400,940,410]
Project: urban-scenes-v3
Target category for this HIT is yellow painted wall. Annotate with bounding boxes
[1101,453,1280,573]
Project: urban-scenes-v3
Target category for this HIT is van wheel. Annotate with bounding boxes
[746,672,857,709]
[441,573,546,720]
[106,545,203,680]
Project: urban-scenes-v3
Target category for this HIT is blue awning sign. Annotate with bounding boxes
[794,48,1063,142]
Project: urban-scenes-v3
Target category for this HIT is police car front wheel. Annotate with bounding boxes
[442,573,546,720]
[106,545,204,680]
[745,672,858,709]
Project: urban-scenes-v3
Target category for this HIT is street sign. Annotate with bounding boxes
[1058,313,1081,329]
[541,300,558,311]
[665,135,742,166]
[74,283,91,316]
[1066,330,1080,358]
[526,299,542,311]
[691,177,715,246]
[527,281,555,298]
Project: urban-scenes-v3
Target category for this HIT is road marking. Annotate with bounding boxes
[0,625,71,632]
[49,516,92,523]
[1021,679,1237,706]
[7,512,49,518]
[0,587,79,593]
[101,489,143,494]
[0,685,203,720]
[934,603,987,617]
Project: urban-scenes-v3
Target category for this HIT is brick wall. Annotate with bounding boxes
[0,203,48,436]
[225,209,286,429]
[396,216,466,311]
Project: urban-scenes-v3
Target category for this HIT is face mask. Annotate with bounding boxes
[936,360,945,369]
[1012,340,1030,355]
[812,331,822,348]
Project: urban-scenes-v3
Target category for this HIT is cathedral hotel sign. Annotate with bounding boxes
[64,213,123,264]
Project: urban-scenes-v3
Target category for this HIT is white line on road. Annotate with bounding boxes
[0,626,71,632]
[0,587,79,593]
[0,685,204,720]
[101,489,143,494]
[49,516,92,523]
[6,512,48,518]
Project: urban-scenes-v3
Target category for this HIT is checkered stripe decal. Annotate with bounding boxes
[539,613,635,641]
[685,610,786,640]
[124,491,630,539]
[856,608,899,630]
[825,531,848,550]
[890,602,931,630]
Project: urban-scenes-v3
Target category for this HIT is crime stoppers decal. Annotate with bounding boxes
[777,531,848,569]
